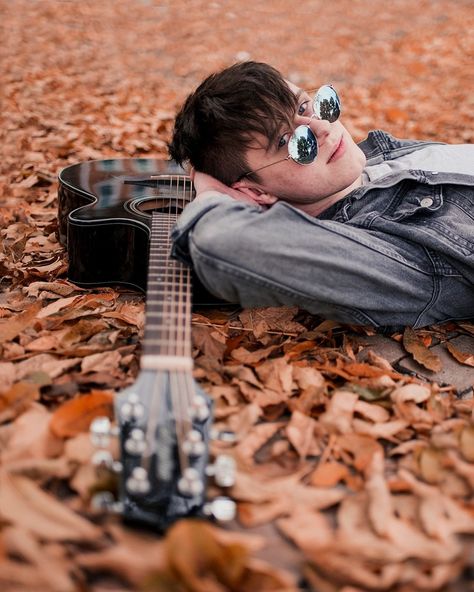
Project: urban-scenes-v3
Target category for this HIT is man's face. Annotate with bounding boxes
[240,82,366,211]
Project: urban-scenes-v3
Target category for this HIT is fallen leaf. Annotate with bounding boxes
[49,390,114,438]
[0,381,39,424]
[0,301,42,344]
[286,410,318,458]
[0,470,101,541]
[310,462,348,487]
[445,341,474,367]
[319,390,358,434]
[402,327,442,372]
[2,526,78,592]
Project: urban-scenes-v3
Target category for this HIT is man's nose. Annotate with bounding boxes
[307,116,331,145]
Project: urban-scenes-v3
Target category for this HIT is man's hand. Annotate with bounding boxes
[190,168,277,207]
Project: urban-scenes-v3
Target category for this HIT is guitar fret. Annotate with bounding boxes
[148,280,189,294]
[145,322,190,330]
[144,338,190,346]
[146,311,187,318]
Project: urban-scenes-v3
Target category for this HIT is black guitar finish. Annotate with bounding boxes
[58,157,218,304]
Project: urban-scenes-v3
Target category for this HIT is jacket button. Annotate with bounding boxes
[420,197,434,207]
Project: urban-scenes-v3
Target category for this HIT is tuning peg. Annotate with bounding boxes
[90,416,118,447]
[92,450,114,469]
[90,416,111,447]
[120,392,145,422]
[178,467,204,496]
[91,491,124,514]
[206,454,236,488]
[210,429,237,443]
[126,466,151,495]
[92,450,123,473]
[190,394,210,422]
[124,428,147,455]
[182,429,205,457]
[203,496,237,522]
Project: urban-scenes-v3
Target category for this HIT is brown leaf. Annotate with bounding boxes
[390,383,431,404]
[319,390,358,434]
[0,381,39,424]
[0,301,42,344]
[352,418,408,441]
[277,509,334,552]
[337,434,384,472]
[445,341,474,367]
[0,470,101,541]
[234,422,284,464]
[254,356,293,393]
[238,498,289,527]
[49,390,114,438]
[239,306,305,339]
[286,410,318,457]
[192,324,227,361]
[354,400,390,423]
[1,403,63,465]
[15,353,81,381]
[2,526,78,592]
[402,326,442,372]
[310,462,348,487]
[159,519,298,592]
[459,425,474,462]
[76,524,166,586]
[81,350,122,373]
[231,344,281,364]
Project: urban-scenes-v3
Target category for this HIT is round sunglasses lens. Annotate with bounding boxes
[314,85,341,123]
[288,126,318,164]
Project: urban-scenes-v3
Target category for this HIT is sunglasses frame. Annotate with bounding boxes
[239,84,340,180]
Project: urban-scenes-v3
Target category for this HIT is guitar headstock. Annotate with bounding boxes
[90,368,237,530]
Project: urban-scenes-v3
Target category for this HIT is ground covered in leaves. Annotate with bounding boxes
[1,1,473,591]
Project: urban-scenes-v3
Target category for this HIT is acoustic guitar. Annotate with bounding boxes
[58,158,236,530]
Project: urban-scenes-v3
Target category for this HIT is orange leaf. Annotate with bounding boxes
[446,341,474,367]
[311,462,348,487]
[0,301,42,344]
[49,390,114,438]
[0,382,40,424]
[402,327,442,372]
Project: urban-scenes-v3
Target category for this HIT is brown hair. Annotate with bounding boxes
[168,61,297,185]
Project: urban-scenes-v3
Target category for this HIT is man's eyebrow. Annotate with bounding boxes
[294,89,304,105]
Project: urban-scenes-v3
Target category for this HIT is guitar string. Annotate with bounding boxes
[168,175,191,476]
[141,176,197,486]
[179,175,196,470]
[140,212,166,478]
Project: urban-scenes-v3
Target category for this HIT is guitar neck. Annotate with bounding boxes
[141,210,192,369]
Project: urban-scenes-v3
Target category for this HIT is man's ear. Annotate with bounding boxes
[231,181,278,206]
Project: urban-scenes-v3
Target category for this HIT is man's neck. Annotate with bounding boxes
[291,175,363,217]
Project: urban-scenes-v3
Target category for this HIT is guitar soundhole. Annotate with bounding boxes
[140,199,183,215]
[132,197,185,216]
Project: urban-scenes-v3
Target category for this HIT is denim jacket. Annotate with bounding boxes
[172,130,474,328]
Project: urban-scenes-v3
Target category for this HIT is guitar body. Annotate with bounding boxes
[58,157,219,304]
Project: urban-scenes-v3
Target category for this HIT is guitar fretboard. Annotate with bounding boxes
[142,210,192,360]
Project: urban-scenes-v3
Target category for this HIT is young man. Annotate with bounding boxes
[169,61,473,329]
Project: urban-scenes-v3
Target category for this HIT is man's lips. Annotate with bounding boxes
[327,136,345,163]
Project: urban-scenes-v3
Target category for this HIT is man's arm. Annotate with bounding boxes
[172,185,437,328]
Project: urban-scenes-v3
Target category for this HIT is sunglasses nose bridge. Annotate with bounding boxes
[307,116,332,140]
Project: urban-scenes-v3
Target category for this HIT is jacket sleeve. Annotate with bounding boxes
[171,191,435,326]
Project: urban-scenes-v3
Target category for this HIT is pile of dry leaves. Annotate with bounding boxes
[1,1,473,591]
[0,270,473,591]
